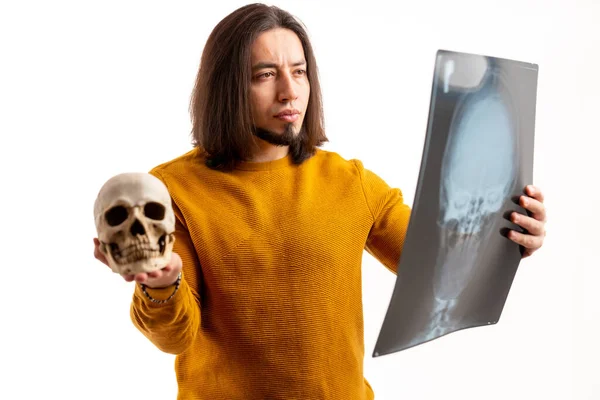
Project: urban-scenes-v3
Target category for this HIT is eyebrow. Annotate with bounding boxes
[252,60,306,71]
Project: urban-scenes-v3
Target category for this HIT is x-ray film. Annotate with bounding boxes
[373,50,538,356]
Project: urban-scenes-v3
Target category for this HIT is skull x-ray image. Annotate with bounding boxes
[374,50,538,356]
[435,66,518,302]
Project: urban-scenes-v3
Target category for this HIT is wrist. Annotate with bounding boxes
[144,280,177,290]
[143,270,181,289]
[139,272,182,304]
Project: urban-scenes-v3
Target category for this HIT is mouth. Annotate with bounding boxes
[274,109,300,117]
[274,109,300,122]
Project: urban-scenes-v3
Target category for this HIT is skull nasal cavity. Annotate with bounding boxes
[130,219,146,236]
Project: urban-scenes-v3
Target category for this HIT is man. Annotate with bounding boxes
[94,3,547,399]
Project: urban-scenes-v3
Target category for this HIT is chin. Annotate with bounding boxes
[274,124,299,135]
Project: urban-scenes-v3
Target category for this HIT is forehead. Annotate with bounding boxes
[251,28,305,63]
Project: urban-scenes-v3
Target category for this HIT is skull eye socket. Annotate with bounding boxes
[144,202,166,220]
[105,205,129,227]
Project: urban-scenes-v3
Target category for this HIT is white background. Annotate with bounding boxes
[1,0,598,399]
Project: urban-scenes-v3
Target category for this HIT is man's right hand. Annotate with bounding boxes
[93,238,183,288]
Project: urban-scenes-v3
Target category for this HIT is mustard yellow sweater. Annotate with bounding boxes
[131,148,411,399]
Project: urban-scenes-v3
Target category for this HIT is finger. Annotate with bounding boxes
[522,248,535,258]
[93,239,109,266]
[508,230,543,250]
[511,212,546,236]
[525,185,545,203]
[93,247,107,263]
[520,195,546,221]
[134,273,149,284]
[148,270,162,278]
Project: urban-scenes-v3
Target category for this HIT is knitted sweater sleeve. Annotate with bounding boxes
[354,160,412,274]
[129,170,202,355]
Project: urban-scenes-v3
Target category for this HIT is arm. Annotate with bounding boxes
[130,178,203,355]
[355,160,412,274]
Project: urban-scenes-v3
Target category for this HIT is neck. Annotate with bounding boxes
[249,139,290,163]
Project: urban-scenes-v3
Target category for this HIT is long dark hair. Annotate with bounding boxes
[189,3,328,170]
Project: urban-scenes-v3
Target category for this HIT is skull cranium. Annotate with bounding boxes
[434,70,517,302]
[93,172,175,275]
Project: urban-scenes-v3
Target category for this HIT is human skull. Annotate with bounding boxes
[439,81,517,233]
[434,70,517,301]
[94,172,175,275]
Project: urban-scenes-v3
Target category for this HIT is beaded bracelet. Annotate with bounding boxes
[140,272,182,304]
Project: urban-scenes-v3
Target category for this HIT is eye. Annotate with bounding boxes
[256,71,274,79]
[105,205,129,227]
[295,69,306,76]
[144,202,166,220]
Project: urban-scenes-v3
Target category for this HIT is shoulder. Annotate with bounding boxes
[310,148,365,178]
[149,148,207,183]
[311,149,395,194]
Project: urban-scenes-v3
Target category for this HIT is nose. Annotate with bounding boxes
[130,219,146,236]
[277,72,298,103]
[130,207,146,236]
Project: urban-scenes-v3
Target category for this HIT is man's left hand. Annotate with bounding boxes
[508,185,547,258]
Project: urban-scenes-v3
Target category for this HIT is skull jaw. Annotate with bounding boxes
[101,233,175,275]
[433,210,499,303]
[433,232,481,302]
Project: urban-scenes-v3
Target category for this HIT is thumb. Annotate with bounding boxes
[93,238,109,267]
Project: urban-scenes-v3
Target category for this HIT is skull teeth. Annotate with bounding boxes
[109,243,161,265]
[116,248,160,264]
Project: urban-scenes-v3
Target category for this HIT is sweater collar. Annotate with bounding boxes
[234,153,295,171]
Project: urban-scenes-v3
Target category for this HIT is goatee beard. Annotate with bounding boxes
[254,123,302,147]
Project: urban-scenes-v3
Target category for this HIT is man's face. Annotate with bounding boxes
[249,28,310,142]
